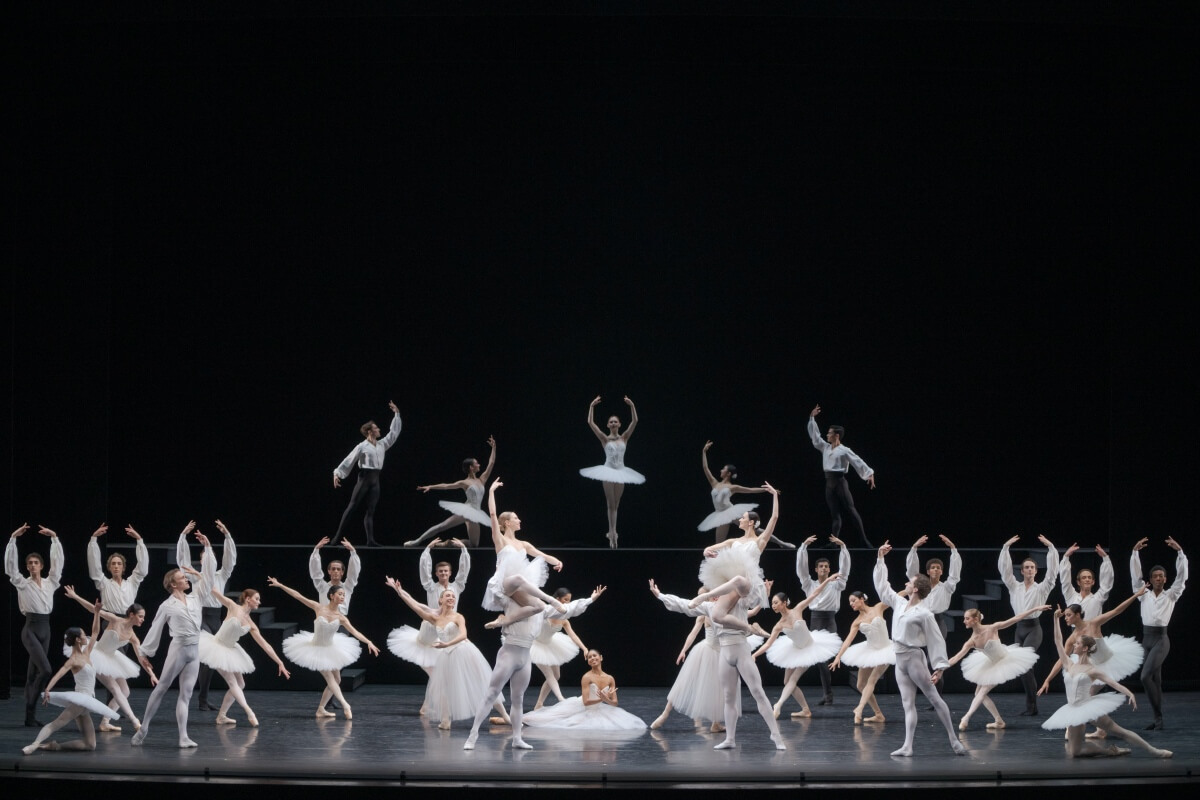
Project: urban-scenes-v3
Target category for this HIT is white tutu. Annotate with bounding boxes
[668,633,740,721]
[424,638,495,722]
[483,544,549,612]
[1042,692,1126,729]
[437,501,491,526]
[961,641,1038,686]
[698,503,758,532]
[283,618,361,672]
[522,687,647,732]
[387,624,441,669]
[90,631,141,680]
[199,634,256,674]
[698,544,765,608]
[579,464,646,484]
[1091,634,1144,682]
[764,625,841,669]
[48,691,121,720]
[531,630,580,667]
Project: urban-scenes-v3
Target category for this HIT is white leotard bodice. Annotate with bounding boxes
[703,619,720,650]
[978,639,1008,663]
[784,619,814,647]
[215,616,251,647]
[603,439,628,469]
[711,486,732,511]
[73,662,98,697]
[435,622,462,652]
[464,482,484,509]
[860,616,891,647]
[95,628,128,655]
[1064,670,1094,706]
[311,616,341,646]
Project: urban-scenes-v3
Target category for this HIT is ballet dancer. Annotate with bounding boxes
[522,649,648,731]
[532,585,607,709]
[692,483,783,632]
[385,578,508,729]
[406,436,497,548]
[1042,607,1171,758]
[580,395,644,548]
[752,578,842,720]
[998,534,1059,716]
[650,609,727,731]
[461,596,541,750]
[652,578,785,750]
[808,404,875,549]
[947,604,1051,731]
[203,585,291,726]
[1130,536,1186,730]
[270,576,380,719]
[7,523,64,727]
[480,479,566,629]
[332,399,402,546]
[310,535,361,614]
[873,541,966,757]
[23,598,120,754]
[133,564,211,747]
[61,585,156,731]
[87,522,149,620]
[698,441,769,543]
[1059,543,1115,620]
[797,533,851,706]
[177,520,237,711]
[829,590,894,725]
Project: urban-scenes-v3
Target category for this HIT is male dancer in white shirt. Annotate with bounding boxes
[1058,543,1114,620]
[332,400,401,546]
[6,524,64,727]
[797,534,850,706]
[133,562,212,747]
[88,523,149,617]
[1131,536,1187,730]
[808,405,875,549]
[310,535,361,713]
[999,534,1058,716]
[177,519,237,711]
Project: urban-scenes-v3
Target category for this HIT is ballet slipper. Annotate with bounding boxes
[890,746,913,757]
[511,738,533,750]
[179,737,198,748]
[791,710,811,719]
[438,719,451,730]
[22,744,39,756]
[864,714,885,724]
[714,739,736,750]
[215,716,237,725]
[958,718,968,731]
[247,714,259,728]
[463,734,477,750]
[316,709,336,719]
[772,733,787,750]
[99,721,122,732]
[1154,749,1173,758]
[484,616,507,630]
[131,729,147,746]
[710,722,725,732]
[952,740,967,755]
[488,716,510,726]
[986,720,1005,731]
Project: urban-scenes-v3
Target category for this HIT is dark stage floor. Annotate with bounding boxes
[3,685,1195,795]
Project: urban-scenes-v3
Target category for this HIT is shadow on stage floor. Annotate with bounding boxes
[3,686,1196,796]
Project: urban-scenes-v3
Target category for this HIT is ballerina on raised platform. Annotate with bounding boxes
[406,436,497,548]
[698,441,769,544]
[580,395,644,549]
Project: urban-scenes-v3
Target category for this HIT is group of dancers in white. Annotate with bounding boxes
[7,402,1187,759]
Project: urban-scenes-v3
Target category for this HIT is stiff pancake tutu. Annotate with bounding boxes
[1090,634,1144,682]
[483,544,549,612]
[531,630,580,666]
[283,619,361,672]
[90,640,141,680]
[437,501,491,526]
[47,691,121,720]
[698,546,762,595]
[961,641,1038,686]
[387,624,441,668]
[199,634,256,674]
[841,618,896,667]
[698,503,758,532]
[424,640,495,722]
[579,465,646,484]
[522,687,647,732]
[1042,692,1126,729]
[764,626,841,669]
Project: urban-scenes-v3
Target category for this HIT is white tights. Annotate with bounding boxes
[466,643,532,749]
[134,641,199,746]
[694,578,755,635]
[408,515,481,548]
[497,575,561,626]
[892,649,962,756]
[217,670,257,723]
[717,638,783,749]
[534,663,564,707]
[24,708,96,753]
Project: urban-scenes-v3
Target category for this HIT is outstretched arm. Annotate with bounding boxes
[1050,607,1070,664]
[478,436,498,483]
[266,577,323,613]
[830,617,865,670]
[995,604,1053,630]
[701,441,718,487]
[946,636,976,669]
[248,625,290,678]
[487,479,506,552]
[793,573,840,613]
[676,617,705,664]
[210,584,240,614]
[384,576,439,624]
[335,613,380,657]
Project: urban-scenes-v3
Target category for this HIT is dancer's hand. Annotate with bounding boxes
[1038,681,1050,696]
[1133,537,1149,551]
[810,405,821,418]
[91,523,109,538]
[10,523,30,538]
[829,535,845,548]
[1167,536,1182,551]
[913,535,928,548]
[278,663,291,679]
[37,526,57,538]
[215,520,231,538]
[1037,534,1054,548]
[333,475,342,488]
[803,535,817,547]
[367,641,380,657]
[1004,535,1020,547]
[590,585,607,600]
[1064,543,1079,558]
[388,400,399,413]
[315,536,330,550]
[930,669,943,685]
[343,539,356,552]
[647,579,660,597]
[877,541,891,558]
[180,520,197,536]
[1094,544,1107,557]
[867,474,876,490]
[940,535,957,549]
[829,658,841,672]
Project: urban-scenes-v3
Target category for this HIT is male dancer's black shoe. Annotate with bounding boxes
[1145,718,1164,730]
[1018,705,1038,716]
[198,702,215,711]
[819,695,834,706]
[25,716,43,727]
[364,538,381,547]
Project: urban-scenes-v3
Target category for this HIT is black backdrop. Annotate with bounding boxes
[6,1,1196,691]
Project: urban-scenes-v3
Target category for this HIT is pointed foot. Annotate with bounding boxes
[463,734,478,750]
[714,739,736,750]
[131,730,146,746]
[215,716,237,725]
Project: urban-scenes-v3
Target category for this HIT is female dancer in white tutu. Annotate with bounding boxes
[269,576,380,719]
[23,598,119,754]
[946,604,1051,731]
[532,585,607,710]
[385,577,509,729]
[522,648,647,732]
[581,395,643,548]
[203,586,291,726]
[480,479,566,629]
[406,436,497,547]
[651,610,721,731]
[690,483,782,632]
[1042,607,1171,758]
[830,590,894,725]
[61,585,156,732]
[752,577,841,720]
[698,441,769,543]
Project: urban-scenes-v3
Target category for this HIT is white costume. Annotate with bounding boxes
[88,536,149,614]
[522,683,648,731]
[1041,671,1126,730]
[422,622,496,722]
[46,663,121,721]
[699,539,767,608]
[483,544,549,613]
[840,616,897,668]
[960,640,1039,686]
[579,440,645,484]
[199,618,256,674]
[283,617,361,672]
[764,621,841,669]
[438,482,492,526]
[698,487,757,532]
[88,629,141,680]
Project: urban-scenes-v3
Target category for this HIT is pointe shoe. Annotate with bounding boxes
[650,713,669,730]
[316,709,336,719]
[606,531,618,549]
[100,721,122,732]
[791,710,811,719]
[711,722,725,733]
[855,710,864,725]
[772,734,787,751]
[403,539,420,548]
[488,716,509,725]
[1085,727,1106,739]
[215,716,237,725]
[343,706,353,720]
[1154,749,1173,759]
[1108,745,1131,757]
[772,703,782,720]
[484,615,506,629]
[865,714,885,724]
[438,719,451,730]
[247,714,259,728]
[463,734,478,750]
[986,721,1005,731]
[958,718,968,731]
[22,744,38,756]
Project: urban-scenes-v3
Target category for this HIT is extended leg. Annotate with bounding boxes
[174,650,201,746]
[405,515,466,548]
[733,642,785,749]
[602,482,624,547]
[133,640,192,745]
[465,644,528,749]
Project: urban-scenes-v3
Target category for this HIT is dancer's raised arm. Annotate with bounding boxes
[586,396,607,442]
[754,484,781,552]
[384,576,439,624]
[267,576,323,613]
[487,479,507,551]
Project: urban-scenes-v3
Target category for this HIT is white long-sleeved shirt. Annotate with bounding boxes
[1058,553,1114,620]
[88,536,149,614]
[1131,549,1188,627]
[177,532,237,608]
[334,411,402,479]
[141,572,211,657]
[6,536,63,615]
[420,545,470,611]
[657,592,751,647]
[873,557,949,671]
[906,546,962,615]
[998,542,1059,618]
[501,595,594,648]
[797,542,850,612]
[310,547,361,614]
[808,416,873,479]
